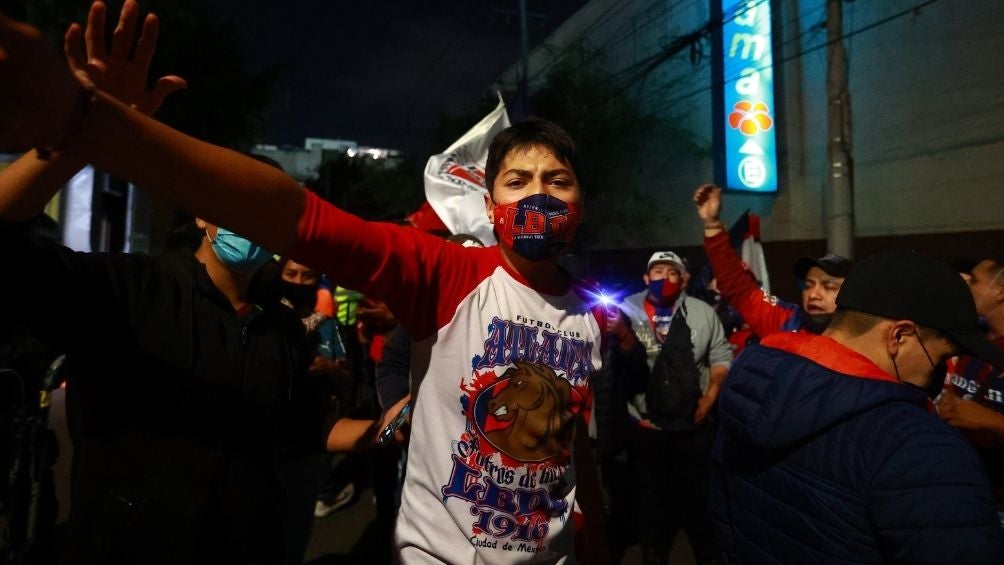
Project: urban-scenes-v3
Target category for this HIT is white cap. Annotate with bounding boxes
[647,251,686,274]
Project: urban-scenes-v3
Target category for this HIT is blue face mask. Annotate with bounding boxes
[647,278,681,307]
[493,193,582,262]
[208,227,273,273]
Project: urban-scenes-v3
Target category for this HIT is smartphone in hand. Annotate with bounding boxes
[378,403,411,446]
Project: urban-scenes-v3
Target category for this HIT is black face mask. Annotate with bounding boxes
[904,379,946,400]
[920,361,949,399]
[894,348,949,400]
[280,281,318,313]
[802,312,833,334]
[705,289,722,307]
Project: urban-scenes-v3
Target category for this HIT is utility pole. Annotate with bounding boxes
[825,0,855,258]
[495,3,547,116]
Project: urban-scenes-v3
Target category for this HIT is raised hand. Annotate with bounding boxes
[0,16,84,151]
[693,183,723,225]
[64,0,186,115]
[604,306,629,338]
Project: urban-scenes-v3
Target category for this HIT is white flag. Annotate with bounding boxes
[734,211,771,294]
[423,96,510,245]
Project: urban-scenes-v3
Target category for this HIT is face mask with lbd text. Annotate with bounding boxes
[492,193,582,261]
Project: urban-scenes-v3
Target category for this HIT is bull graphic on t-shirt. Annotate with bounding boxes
[484,362,575,461]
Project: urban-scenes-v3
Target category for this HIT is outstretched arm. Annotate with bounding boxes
[0,11,303,251]
[0,1,185,222]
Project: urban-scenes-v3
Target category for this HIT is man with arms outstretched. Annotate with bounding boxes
[0,7,608,562]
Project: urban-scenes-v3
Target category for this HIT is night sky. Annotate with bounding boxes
[203,0,587,155]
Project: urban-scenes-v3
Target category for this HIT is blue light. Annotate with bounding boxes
[720,0,778,193]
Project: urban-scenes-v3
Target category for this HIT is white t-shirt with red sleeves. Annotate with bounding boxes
[288,192,603,563]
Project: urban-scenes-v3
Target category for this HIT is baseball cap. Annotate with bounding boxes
[647,251,687,274]
[793,254,853,279]
[836,249,1004,368]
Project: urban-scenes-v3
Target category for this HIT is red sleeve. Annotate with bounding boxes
[705,230,797,338]
[286,191,499,340]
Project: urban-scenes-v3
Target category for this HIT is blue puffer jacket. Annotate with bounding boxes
[710,333,1004,565]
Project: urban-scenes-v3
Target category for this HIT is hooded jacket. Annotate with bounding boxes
[710,332,1004,564]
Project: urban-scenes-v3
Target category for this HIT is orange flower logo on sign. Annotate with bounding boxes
[728,100,773,135]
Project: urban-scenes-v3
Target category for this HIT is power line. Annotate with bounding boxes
[566,0,692,70]
[646,0,945,115]
[520,0,647,86]
[537,0,945,166]
[629,1,827,110]
[590,0,772,105]
[553,0,764,102]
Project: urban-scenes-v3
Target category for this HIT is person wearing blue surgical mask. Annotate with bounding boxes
[0,4,350,561]
[195,217,274,311]
[206,225,273,273]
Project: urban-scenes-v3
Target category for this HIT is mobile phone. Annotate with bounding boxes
[378,403,411,446]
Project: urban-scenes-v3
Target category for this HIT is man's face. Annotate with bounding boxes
[282,260,320,286]
[802,266,843,315]
[485,145,581,216]
[644,263,682,285]
[894,325,958,390]
[967,260,1003,317]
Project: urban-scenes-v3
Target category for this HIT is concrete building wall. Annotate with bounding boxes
[252,145,326,182]
[497,0,1004,251]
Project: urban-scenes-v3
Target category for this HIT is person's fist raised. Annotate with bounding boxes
[693,184,723,225]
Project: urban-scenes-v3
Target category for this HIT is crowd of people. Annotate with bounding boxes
[0,2,1002,564]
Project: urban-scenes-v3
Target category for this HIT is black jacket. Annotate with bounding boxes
[711,335,1004,564]
[591,333,648,459]
[1,224,324,564]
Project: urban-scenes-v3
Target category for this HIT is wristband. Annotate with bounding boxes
[703,221,725,231]
[35,84,98,160]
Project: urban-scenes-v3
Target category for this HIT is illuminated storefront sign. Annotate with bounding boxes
[714,0,778,193]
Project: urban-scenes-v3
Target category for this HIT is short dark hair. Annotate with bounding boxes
[830,308,945,340]
[829,309,884,337]
[484,119,581,198]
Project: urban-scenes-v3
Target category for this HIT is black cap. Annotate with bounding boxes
[836,249,1004,368]
[793,254,854,279]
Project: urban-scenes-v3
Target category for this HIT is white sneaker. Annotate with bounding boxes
[314,483,356,518]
